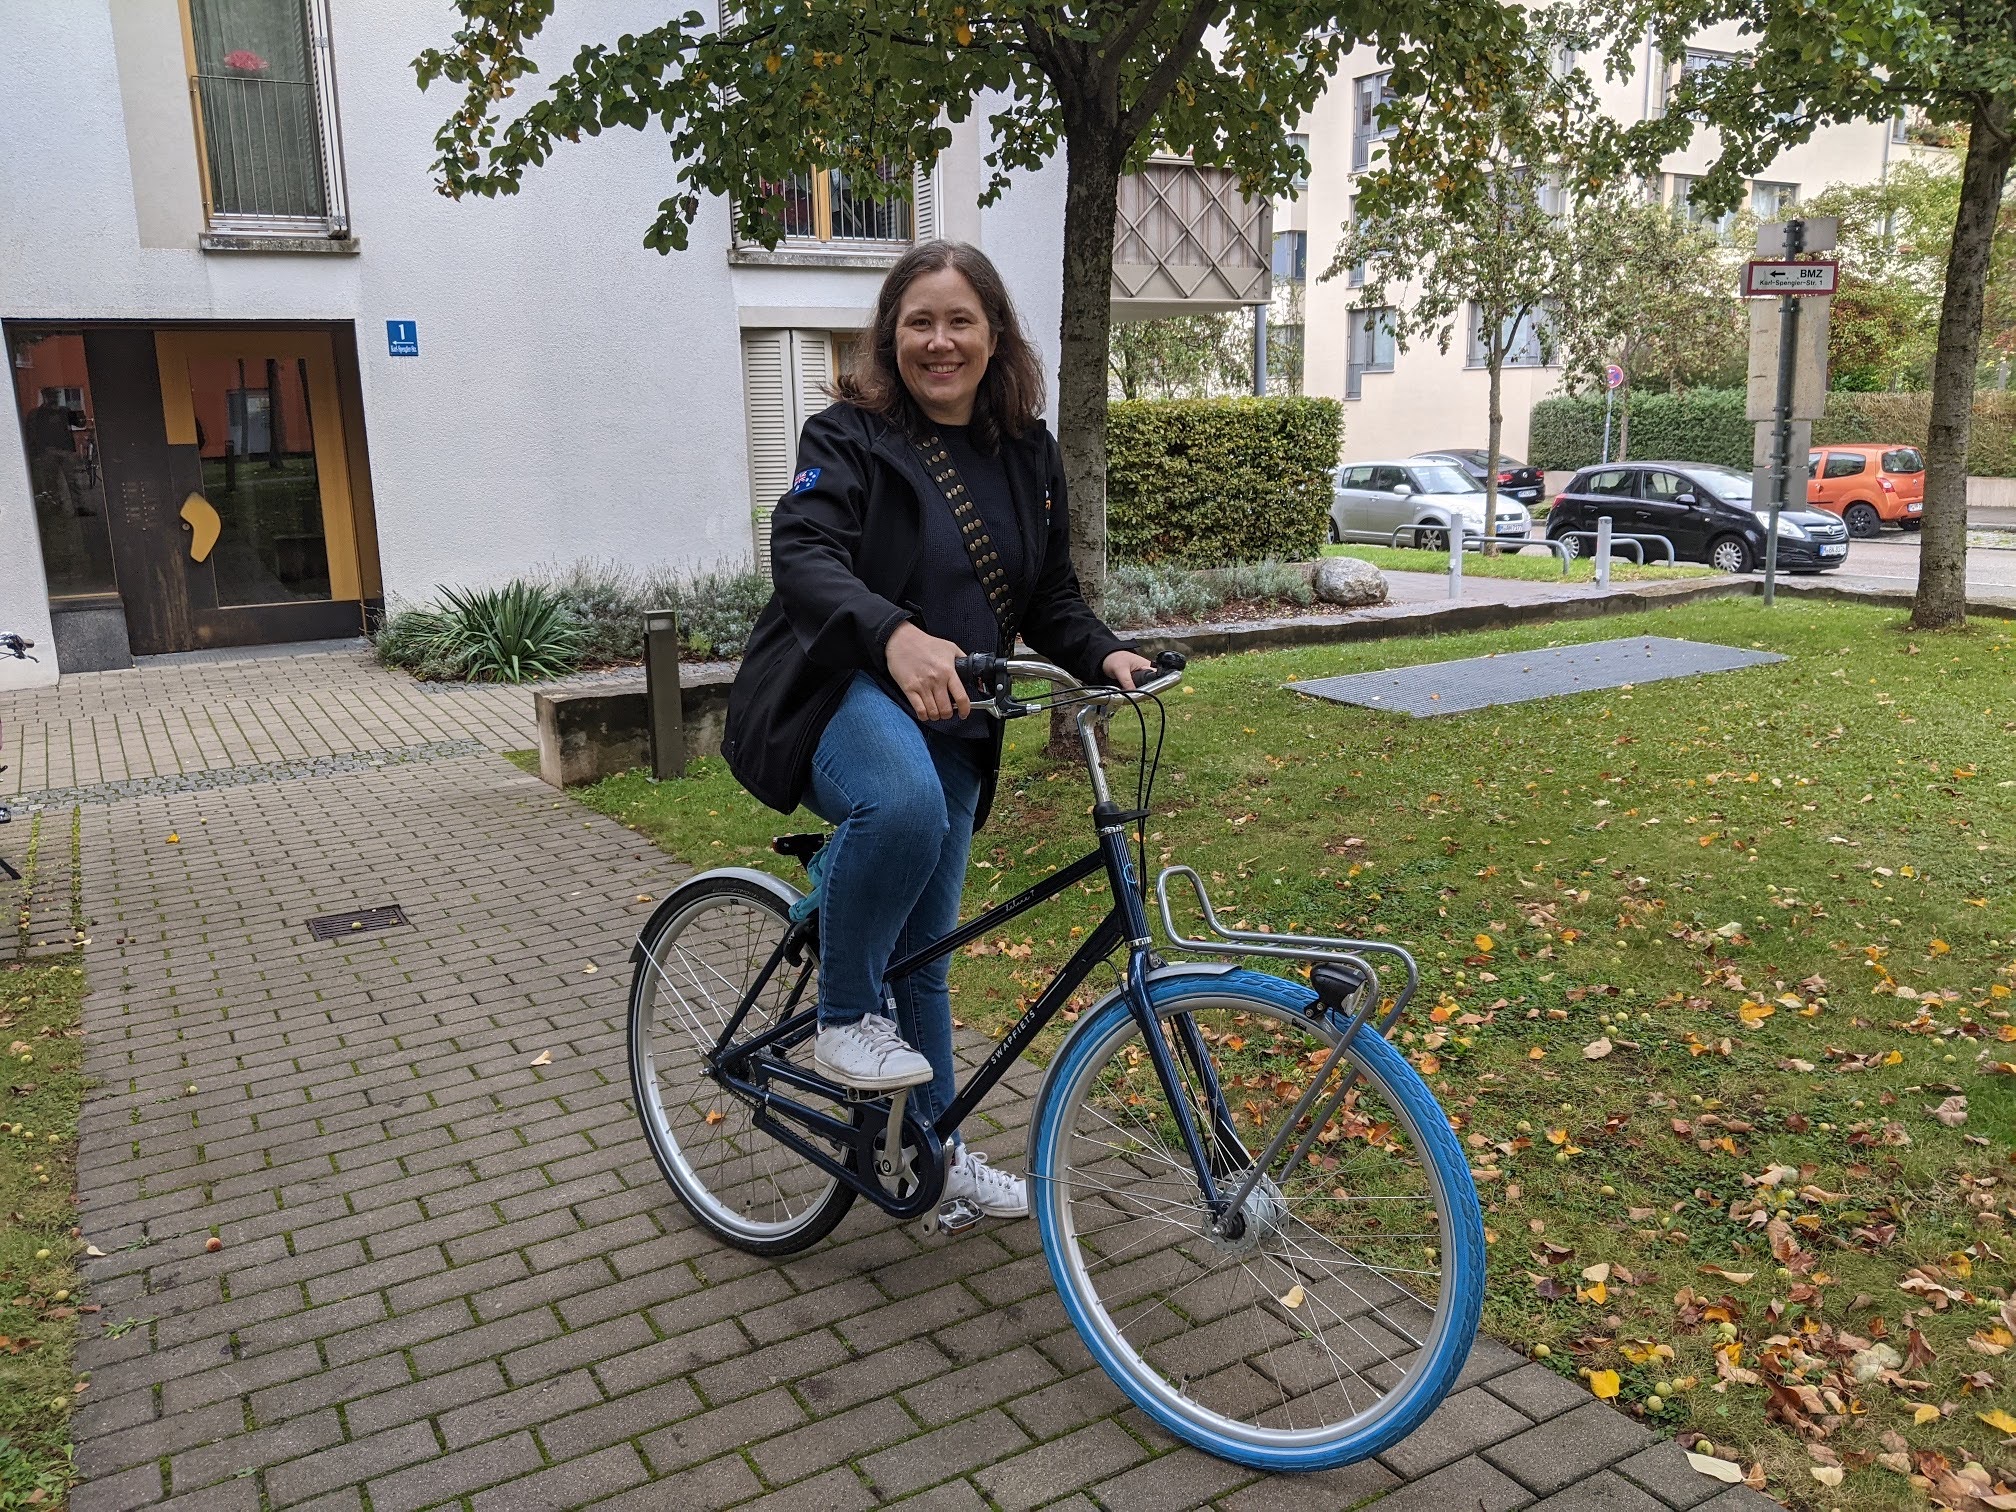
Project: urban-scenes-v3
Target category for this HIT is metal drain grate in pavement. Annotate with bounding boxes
[306,905,412,942]
[1288,636,1785,717]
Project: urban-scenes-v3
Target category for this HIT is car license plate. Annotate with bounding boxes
[1515,489,1539,501]
[1821,543,1847,557]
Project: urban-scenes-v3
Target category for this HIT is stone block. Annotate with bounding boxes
[1313,554,1390,607]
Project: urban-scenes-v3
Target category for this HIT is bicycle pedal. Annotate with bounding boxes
[921,1197,984,1238]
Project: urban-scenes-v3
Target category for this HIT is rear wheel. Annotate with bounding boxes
[1709,535,1754,574]
[1548,530,1582,562]
[1031,970,1483,1470]
[1328,517,1343,545]
[628,872,854,1254]
[1844,502,1882,538]
[1412,523,1450,554]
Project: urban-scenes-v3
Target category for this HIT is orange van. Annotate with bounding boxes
[1804,444,1926,536]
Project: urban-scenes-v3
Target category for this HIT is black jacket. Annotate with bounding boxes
[723,401,1128,830]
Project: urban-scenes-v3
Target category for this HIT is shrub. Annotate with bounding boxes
[1107,397,1341,568]
[407,582,586,683]
[1528,390,1752,472]
[540,559,647,665]
[1530,388,2016,476]
[1102,560,1312,630]
[643,563,773,661]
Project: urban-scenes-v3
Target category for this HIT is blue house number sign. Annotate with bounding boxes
[386,320,419,358]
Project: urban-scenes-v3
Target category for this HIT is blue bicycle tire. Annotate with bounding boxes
[1029,967,1485,1471]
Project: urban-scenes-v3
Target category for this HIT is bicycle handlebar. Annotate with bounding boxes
[1,634,34,661]
[954,649,1186,714]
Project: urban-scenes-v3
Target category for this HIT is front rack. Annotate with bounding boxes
[1152,863,1426,1224]
[1154,864,1418,1037]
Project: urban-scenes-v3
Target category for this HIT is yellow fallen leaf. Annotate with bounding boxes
[528,1050,553,1067]
[1930,938,1951,954]
[1528,1047,1546,1060]
[704,1108,726,1126]
[1589,1369,1620,1400]
[1580,1281,1610,1305]
[1583,1037,1614,1060]
[1686,1452,1742,1484]
[1810,1466,1844,1487]
[1737,1000,1775,1025]
[1546,1128,1569,1145]
[1279,1284,1306,1309]
[1914,1403,1942,1425]
[165,832,179,844]
[634,894,653,903]
[582,963,599,974]
[1699,1265,1756,1285]
[1475,934,1495,952]
[1978,1408,2016,1435]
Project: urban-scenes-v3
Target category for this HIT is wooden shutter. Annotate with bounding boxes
[742,331,794,574]
[791,331,834,422]
[913,161,939,242]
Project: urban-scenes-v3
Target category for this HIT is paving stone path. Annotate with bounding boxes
[0,646,1779,1511]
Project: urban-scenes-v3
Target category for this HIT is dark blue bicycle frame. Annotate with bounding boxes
[706,817,1248,1222]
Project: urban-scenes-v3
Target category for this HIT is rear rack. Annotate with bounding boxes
[1154,864,1418,1037]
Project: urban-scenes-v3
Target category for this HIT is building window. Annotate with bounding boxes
[1676,48,1734,91]
[743,329,852,571]
[1352,72,1398,172]
[1271,230,1307,282]
[1465,303,1554,368]
[1287,132,1310,191]
[1750,181,1799,219]
[1347,196,1366,287]
[1345,306,1395,399]
[184,0,349,235]
[754,161,933,247]
[1671,175,1738,239]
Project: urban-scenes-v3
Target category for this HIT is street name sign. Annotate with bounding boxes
[387,320,419,357]
[1742,260,1838,297]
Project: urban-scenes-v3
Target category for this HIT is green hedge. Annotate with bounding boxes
[1107,397,1341,567]
[1530,388,2016,476]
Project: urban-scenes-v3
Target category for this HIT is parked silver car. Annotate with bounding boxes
[1330,459,1532,549]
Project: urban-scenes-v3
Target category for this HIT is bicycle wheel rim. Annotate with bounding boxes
[630,877,846,1246]
[1034,973,1481,1467]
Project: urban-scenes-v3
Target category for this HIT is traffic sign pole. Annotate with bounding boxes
[1763,219,1805,607]
[1600,363,1624,464]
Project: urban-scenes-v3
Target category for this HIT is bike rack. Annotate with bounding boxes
[1555,530,1677,565]
[1384,526,1576,582]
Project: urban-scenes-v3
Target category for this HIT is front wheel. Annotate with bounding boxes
[1412,523,1451,554]
[628,871,855,1254]
[1548,530,1583,562]
[1327,517,1344,545]
[1843,502,1882,538]
[1030,970,1484,1471]
[1709,535,1754,574]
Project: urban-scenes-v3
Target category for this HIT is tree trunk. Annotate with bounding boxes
[1049,119,1124,757]
[1483,354,1504,555]
[1912,97,2015,631]
[1056,130,1124,612]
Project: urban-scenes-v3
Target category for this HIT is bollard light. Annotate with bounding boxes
[643,608,686,780]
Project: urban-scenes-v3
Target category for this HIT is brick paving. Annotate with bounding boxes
[0,646,1781,1510]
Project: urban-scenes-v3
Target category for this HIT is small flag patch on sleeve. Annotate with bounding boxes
[789,467,822,495]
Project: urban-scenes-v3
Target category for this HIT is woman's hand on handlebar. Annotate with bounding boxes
[1102,649,1156,691]
[885,623,972,723]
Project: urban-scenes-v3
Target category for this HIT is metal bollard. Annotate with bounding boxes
[1595,516,1612,591]
[1448,523,1463,601]
[644,607,686,780]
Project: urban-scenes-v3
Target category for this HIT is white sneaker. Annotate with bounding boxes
[943,1145,1029,1219]
[814,1014,931,1093]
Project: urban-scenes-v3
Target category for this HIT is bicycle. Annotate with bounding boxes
[626,650,1483,1471]
[1,632,34,882]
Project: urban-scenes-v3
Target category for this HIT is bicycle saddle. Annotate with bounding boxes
[1310,959,1373,1010]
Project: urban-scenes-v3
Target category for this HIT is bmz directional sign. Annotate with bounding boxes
[1742,260,1839,298]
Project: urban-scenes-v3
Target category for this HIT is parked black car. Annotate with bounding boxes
[1412,449,1547,509]
[1547,461,1850,573]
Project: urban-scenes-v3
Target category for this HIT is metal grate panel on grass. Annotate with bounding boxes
[1288,636,1784,718]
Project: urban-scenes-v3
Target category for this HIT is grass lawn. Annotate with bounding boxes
[0,957,87,1508]
[1324,543,1716,584]
[575,597,2015,1511]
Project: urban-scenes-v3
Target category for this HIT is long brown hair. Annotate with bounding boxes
[832,239,1045,451]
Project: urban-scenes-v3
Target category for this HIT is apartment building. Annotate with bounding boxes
[1,2,1269,688]
[1272,32,1953,462]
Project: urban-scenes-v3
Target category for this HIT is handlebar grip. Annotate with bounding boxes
[953,653,1001,682]
[1153,650,1186,674]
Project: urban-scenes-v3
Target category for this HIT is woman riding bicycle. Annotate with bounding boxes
[722,240,1152,1220]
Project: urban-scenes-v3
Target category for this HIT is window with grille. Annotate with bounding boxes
[757,162,934,247]
[184,0,349,235]
[1671,176,1738,240]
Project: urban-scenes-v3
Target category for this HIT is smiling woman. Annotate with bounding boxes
[720,239,1152,1221]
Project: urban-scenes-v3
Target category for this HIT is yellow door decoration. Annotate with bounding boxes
[179,493,221,563]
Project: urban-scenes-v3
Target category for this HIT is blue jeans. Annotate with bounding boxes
[806,674,984,1133]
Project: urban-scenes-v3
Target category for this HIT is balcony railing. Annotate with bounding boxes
[193,72,329,221]
[1111,158,1271,318]
[767,165,914,245]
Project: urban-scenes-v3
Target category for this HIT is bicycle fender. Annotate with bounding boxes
[628,867,804,966]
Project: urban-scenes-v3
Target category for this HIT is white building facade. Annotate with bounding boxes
[0,0,1088,688]
[1279,31,1952,465]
